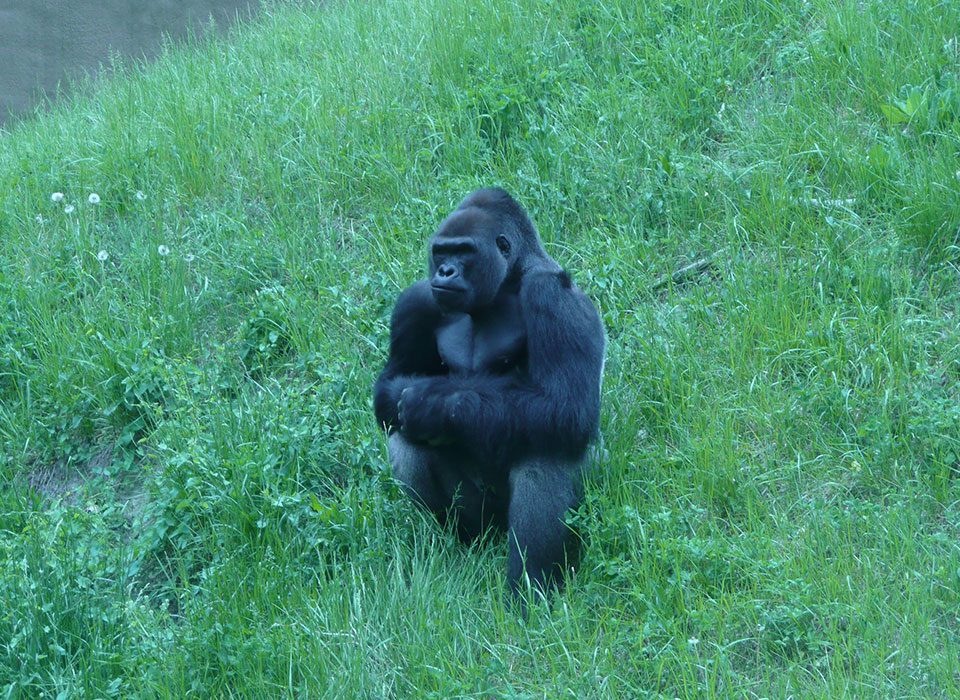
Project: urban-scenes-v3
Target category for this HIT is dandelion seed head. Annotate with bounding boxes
[35,214,44,224]
[64,204,75,214]
[135,190,146,201]
[97,250,109,262]
[688,637,699,647]
[184,253,195,263]
[51,192,65,203]
[158,245,170,256]
[88,193,100,205]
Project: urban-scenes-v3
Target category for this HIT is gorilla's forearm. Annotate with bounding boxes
[470,383,597,458]
[409,374,598,459]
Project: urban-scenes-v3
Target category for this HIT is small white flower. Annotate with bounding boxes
[51,192,65,203]
[158,245,170,256]
[688,637,699,647]
[135,190,146,201]
[35,214,44,224]
[88,192,100,205]
[64,204,75,214]
[184,253,195,263]
[97,250,109,262]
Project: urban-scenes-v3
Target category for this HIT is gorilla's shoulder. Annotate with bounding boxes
[520,266,594,316]
[391,279,442,324]
[523,267,581,295]
[395,279,439,310]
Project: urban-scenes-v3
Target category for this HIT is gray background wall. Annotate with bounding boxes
[0,0,261,126]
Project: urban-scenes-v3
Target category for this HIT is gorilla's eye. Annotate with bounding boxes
[495,235,511,256]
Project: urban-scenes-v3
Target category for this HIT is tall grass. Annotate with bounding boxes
[1,0,958,697]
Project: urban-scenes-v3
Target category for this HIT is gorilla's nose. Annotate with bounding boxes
[437,264,458,279]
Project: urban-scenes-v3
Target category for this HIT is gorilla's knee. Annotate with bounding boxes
[388,434,443,509]
[508,461,581,514]
[388,434,428,486]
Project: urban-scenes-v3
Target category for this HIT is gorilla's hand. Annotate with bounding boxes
[398,380,478,444]
[375,376,417,430]
[397,381,446,442]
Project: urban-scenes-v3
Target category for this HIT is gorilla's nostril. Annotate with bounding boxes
[438,264,456,278]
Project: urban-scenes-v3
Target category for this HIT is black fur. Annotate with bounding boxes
[374,188,605,600]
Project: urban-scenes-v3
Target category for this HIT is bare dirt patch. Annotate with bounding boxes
[24,444,149,529]
[25,444,114,504]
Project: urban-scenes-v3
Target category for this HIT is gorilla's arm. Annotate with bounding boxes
[373,280,444,430]
[517,269,605,453]
[398,270,605,459]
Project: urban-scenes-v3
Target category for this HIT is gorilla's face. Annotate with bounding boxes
[428,207,513,313]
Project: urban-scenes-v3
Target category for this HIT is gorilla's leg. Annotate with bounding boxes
[507,459,583,597]
[389,434,504,543]
[389,433,448,515]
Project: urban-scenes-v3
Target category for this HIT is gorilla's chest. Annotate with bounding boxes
[436,300,526,375]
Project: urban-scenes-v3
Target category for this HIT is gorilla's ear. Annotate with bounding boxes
[558,270,573,289]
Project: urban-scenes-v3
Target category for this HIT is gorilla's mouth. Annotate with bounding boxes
[431,284,467,307]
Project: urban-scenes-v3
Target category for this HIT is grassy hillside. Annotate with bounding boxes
[1,0,959,696]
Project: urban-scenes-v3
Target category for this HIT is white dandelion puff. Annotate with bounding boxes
[158,245,170,256]
[64,204,75,214]
[51,192,65,203]
[184,253,195,263]
[35,214,44,224]
[688,637,699,647]
[135,190,146,201]
[88,192,100,205]
[97,250,109,262]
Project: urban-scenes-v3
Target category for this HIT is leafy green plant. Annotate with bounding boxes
[881,75,960,132]
[239,285,297,374]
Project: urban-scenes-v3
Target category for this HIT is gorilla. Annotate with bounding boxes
[374,188,605,600]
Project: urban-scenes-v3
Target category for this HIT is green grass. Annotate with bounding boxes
[1,0,959,696]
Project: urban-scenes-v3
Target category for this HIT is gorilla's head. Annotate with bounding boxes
[427,188,547,313]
